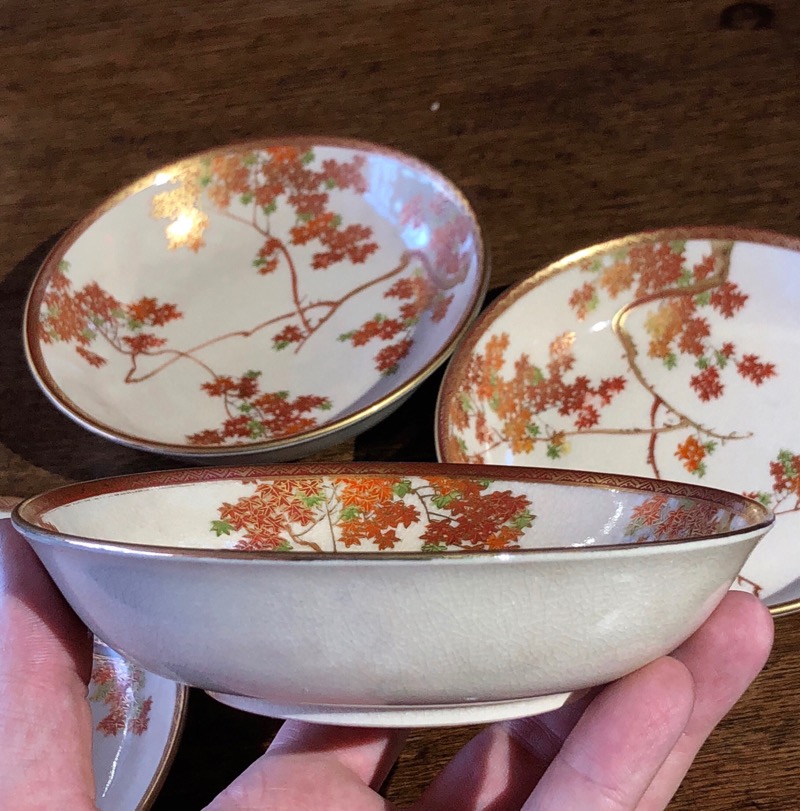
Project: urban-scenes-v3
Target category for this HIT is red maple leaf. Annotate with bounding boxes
[568,281,596,320]
[736,354,776,386]
[76,346,107,367]
[375,338,413,373]
[121,333,167,355]
[130,696,153,736]
[710,281,748,318]
[690,366,724,401]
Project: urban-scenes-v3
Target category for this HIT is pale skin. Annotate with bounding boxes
[0,521,773,811]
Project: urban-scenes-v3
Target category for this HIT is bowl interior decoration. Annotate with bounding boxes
[25,138,487,462]
[11,463,772,727]
[436,227,800,613]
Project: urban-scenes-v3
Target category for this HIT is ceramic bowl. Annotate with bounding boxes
[24,138,487,463]
[436,227,800,614]
[0,500,187,811]
[11,463,772,727]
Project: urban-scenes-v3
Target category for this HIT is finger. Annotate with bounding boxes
[409,692,598,811]
[638,591,773,809]
[522,656,695,811]
[0,518,96,810]
[205,723,408,810]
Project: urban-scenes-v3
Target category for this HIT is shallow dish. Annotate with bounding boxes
[436,227,800,614]
[24,138,487,462]
[0,500,187,811]
[90,640,187,811]
[11,464,772,727]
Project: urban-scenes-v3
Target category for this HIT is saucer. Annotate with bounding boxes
[24,138,487,463]
[91,640,188,811]
[436,228,800,615]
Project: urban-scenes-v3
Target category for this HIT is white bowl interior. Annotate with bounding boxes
[29,142,484,454]
[436,232,800,607]
[32,472,762,554]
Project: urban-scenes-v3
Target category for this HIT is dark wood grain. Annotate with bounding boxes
[2,1,799,808]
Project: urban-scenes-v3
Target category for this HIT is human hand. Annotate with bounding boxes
[0,519,773,810]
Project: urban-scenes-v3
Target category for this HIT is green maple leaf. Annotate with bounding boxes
[393,479,413,497]
[695,291,711,307]
[714,350,729,369]
[275,390,289,400]
[512,509,535,529]
[694,462,707,478]
[324,178,337,189]
[319,400,333,410]
[243,370,262,379]
[301,150,315,165]
[526,423,540,437]
[703,441,717,454]
[695,356,709,370]
[421,542,448,553]
[274,540,293,552]
[81,328,96,342]
[211,519,233,537]
[247,420,267,438]
[669,240,687,255]
[338,331,355,342]
[273,340,290,350]
[677,268,694,287]
[262,200,278,215]
[432,492,459,509]
[89,681,113,702]
[530,367,545,385]
[755,492,773,507]
[330,214,342,229]
[58,259,71,273]
[240,192,254,205]
[663,353,678,370]
[242,153,258,166]
[299,494,326,508]
[458,392,473,413]
[339,506,361,521]
[546,443,562,459]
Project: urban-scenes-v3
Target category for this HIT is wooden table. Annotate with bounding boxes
[2,1,799,807]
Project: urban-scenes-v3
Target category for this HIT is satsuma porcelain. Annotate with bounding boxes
[11,464,772,727]
[0,502,187,811]
[24,138,487,462]
[436,227,800,615]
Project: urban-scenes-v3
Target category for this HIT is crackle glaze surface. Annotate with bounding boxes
[0,505,186,810]
[25,139,486,461]
[437,230,800,613]
[11,465,772,726]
